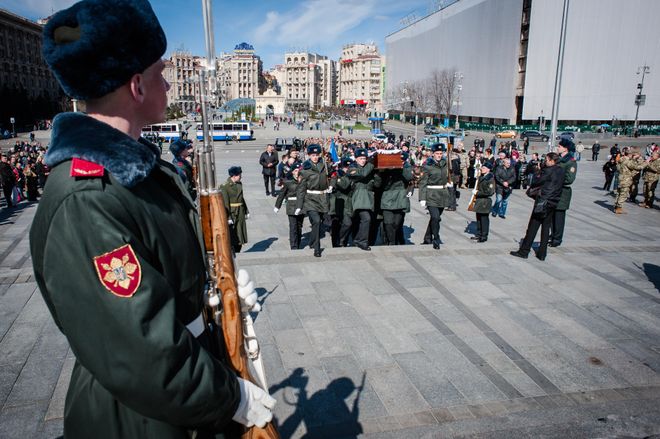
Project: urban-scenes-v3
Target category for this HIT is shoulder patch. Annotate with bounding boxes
[70,158,104,178]
[489,183,494,189]
[93,244,141,298]
[570,166,576,173]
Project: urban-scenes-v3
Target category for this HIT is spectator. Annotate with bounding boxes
[491,158,516,219]
[0,154,16,208]
[259,144,279,197]
[592,142,601,161]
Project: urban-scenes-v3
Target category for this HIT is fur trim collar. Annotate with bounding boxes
[45,112,159,188]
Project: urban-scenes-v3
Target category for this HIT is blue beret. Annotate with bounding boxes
[355,148,368,158]
[169,139,190,156]
[42,0,167,99]
[228,166,242,176]
[430,143,446,152]
[307,144,321,154]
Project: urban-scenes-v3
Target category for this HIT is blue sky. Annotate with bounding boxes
[5,0,430,70]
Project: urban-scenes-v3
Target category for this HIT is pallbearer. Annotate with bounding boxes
[330,157,355,247]
[471,162,495,242]
[274,163,305,249]
[348,148,381,251]
[379,153,413,245]
[420,143,451,249]
[296,144,330,257]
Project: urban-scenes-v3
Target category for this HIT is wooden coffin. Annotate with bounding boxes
[373,151,403,169]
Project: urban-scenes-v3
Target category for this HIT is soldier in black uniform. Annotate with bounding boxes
[30,1,275,437]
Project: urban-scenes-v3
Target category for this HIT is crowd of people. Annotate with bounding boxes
[0,140,49,208]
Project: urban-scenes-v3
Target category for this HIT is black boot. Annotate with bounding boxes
[510,250,528,259]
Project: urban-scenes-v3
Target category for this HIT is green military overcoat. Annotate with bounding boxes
[419,158,451,208]
[275,178,302,216]
[330,172,354,219]
[473,172,496,214]
[556,154,577,211]
[348,162,381,211]
[296,159,329,213]
[379,165,413,212]
[29,113,240,439]
[220,178,249,246]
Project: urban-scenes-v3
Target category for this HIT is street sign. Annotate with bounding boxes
[635,94,646,106]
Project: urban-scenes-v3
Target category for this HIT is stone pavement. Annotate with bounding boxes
[1,124,660,438]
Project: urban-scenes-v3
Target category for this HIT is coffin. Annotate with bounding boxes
[373,150,403,169]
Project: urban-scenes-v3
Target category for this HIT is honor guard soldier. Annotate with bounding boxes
[419,143,451,249]
[550,138,577,246]
[170,139,196,200]
[330,158,355,247]
[640,151,660,208]
[274,163,305,249]
[221,166,250,252]
[296,144,330,257]
[30,0,274,437]
[347,148,381,251]
[379,153,413,245]
[471,162,496,242]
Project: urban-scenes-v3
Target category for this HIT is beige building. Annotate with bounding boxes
[318,59,338,108]
[218,43,265,102]
[267,64,286,95]
[164,51,202,114]
[283,52,328,111]
[339,43,383,111]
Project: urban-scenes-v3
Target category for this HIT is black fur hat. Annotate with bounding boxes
[42,0,167,100]
[228,166,242,177]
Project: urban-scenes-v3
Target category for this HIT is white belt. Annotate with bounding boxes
[307,190,325,194]
[287,197,297,200]
[427,185,446,189]
[186,313,205,338]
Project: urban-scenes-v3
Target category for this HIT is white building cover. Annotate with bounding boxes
[523,0,660,121]
[385,0,523,121]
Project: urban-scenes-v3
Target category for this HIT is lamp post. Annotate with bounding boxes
[454,72,463,130]
[549,0,570,152]
[634,64,650,136]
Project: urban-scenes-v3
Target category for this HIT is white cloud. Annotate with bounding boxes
[253,0,378,47]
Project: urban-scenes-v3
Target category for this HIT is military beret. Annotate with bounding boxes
[340,157,352,167]
[307,144,321,154]
[430,143,446,153]
[355,148,368,158]
[42,0,167,99]
[558,138,575,152]
[169,139,191,156]
[481,161,494,170]
[228,166,242,176]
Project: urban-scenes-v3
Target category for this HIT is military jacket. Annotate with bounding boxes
[348,162,381,211]
[556,153,577,210]
[296,159,329,213]
[275,178,303,216]
[330,172,354,218]
[617,156,647,187]
[220,178,249,245]
[419,158,451,208]
[171,156,196,200]
[473,172,496,214]
[643,158,660,183]
[29,113,239,439]
[379,165,413,212]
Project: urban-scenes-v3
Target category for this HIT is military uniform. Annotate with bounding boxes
[473,172,496,241]
[550,153,577,246]
[30,113,240,438]
[458,150,469,188]
[379,164,413,245]
[171,155,196,200]
[220,175,249,252]
[330,167,354,247]
[275,177,304,249]
[419,156,450,248]
[348,160,381,250]
[614,156,647,211]
[296,158,329,255]
[641,157,660,208]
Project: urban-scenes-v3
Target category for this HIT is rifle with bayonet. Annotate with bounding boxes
[196,1,279,438]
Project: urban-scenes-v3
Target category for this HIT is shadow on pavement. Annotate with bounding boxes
[642,263,660,293]
[0,201,35,225]
[594,199,615,212]
[245,237,278,252]
[269,368,365,439]
[252,285,279,322]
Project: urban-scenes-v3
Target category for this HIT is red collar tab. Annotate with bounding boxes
[70,158,105,178]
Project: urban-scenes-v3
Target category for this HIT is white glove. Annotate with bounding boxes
[294,208,302,215]
[228,218,234,225]
[472,189,478,195]
[420,200,427,208]
[273,207,279,214]
[246,213,250,220]
[232,377,276,428]
[406,192,413,198]
[325,186,333,194]
[237,269,260,312]
[447,182,454,188]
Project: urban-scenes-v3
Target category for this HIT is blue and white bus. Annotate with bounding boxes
[195,122,253,141]
[141,123,182,142]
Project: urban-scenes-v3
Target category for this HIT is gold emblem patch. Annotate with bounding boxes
[93,244,141,297]
[570,167,576,173]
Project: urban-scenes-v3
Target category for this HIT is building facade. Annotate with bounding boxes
[164,51,202,114]
[283,52,328,111]
[318,59,338,108]
[0,9,62,126]
[219,43,265,102]
[338,43,383,111]
[385,0,660,124]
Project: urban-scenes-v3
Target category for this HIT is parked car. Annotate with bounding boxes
[520,130,549,142]
[556,131,575,141]
[274,137,294,151]
[424,125,440,135]
[372,133,388,142]
[495,130,516,139]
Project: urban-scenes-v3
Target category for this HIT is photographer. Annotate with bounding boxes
[510,152,565,261]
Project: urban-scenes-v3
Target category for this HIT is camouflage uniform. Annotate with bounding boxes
[614,156,647,210]
[642,157,660,208]
[459,150,469,188]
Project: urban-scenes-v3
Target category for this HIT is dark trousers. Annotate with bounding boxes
[353,209,372,247]
[2,184,13,208]
[332,214,353,247]
[288,215,304,249]
[603,173,613,190]
[423,206,444,245]
[476,213,489,239]
[550,209,566,245]
[263,174,276,194]
[520,208,555,259]
[307,211,323,252]
[383,210,405,245]
[592,152,599,161]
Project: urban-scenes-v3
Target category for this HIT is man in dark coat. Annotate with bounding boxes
[296,144,329,257]
[0,154,16,208]
[510,152,565,261]
[549,138,577,247]
[592,142,601,161]
[259,144,279,196]
[471,162,495,242]
[30,1,274,437]
[491,158,516,218]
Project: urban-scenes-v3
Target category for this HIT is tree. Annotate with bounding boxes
[427,68,458,118]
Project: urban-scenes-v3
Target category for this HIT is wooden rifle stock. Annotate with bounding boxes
[199,193,280,439]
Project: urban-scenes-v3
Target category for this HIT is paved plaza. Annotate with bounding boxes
[1,123,660,438]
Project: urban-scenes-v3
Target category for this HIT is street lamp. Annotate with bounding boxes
[634,64,650,135]
[454,72,463,130]
[549,0,570,152]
